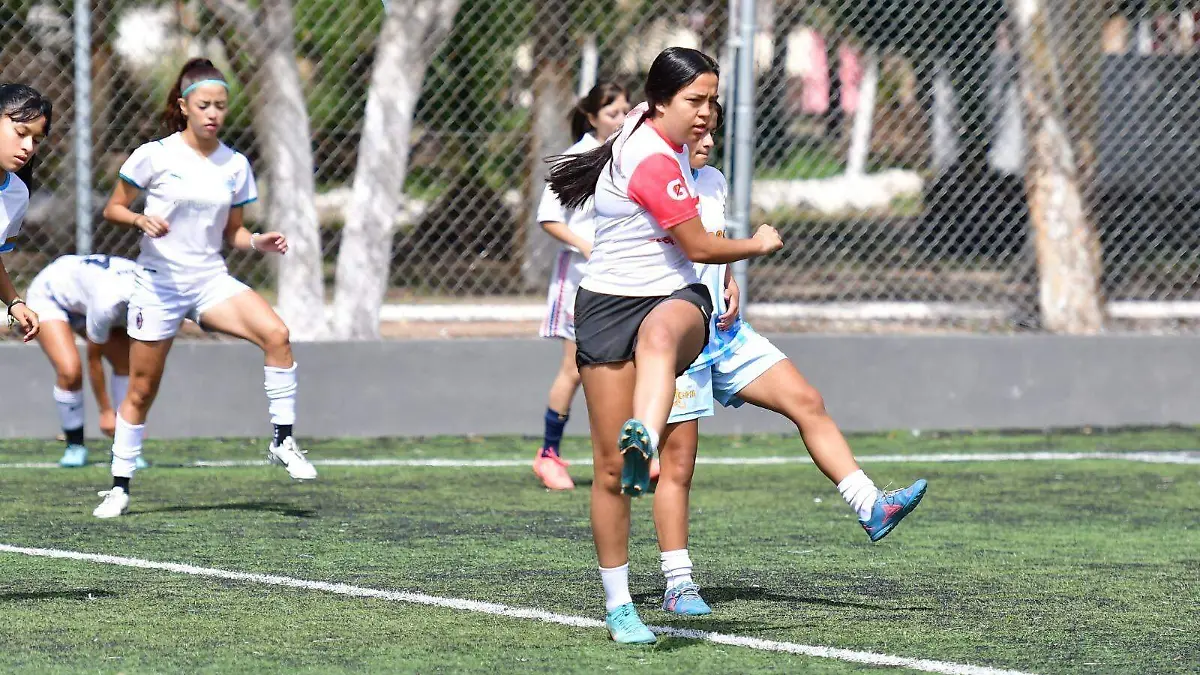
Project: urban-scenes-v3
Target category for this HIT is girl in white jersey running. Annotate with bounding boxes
[27,254,138,467]
[92,58,315,519]
[653,123,928,617]
[0,84,51,343]
[533,81,630,490]
[546,47,782,645]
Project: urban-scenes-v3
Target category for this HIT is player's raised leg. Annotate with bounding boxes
[196,285,314,481]
[732,353,926,542]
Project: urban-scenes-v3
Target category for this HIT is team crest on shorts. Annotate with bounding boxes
[136,309,143,329]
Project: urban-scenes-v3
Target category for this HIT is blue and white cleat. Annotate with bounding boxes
[58,444,88,468]
[860,479,927,542]
[617,419,653,497]
[605,602,656,644]
[662,582,712,615]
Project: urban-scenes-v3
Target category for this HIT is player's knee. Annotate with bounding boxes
[56,365,83,391]
[789,384,828,423]
[561,360,581,386]
[594,459,624,494]
[637,322,677,357]
[125,379,159,411]
[263,323,290,351]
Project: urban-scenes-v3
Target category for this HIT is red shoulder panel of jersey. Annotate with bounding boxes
[627,154,699,229]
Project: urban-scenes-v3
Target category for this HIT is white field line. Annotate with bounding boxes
[2,450,1199,470]
[0,543,1036,675]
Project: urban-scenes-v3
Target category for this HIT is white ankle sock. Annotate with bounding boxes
[53,387,85,435]
[660,549,693,589]
[837,469,881,520]
[599,563,633,612]
[645,425,659,452]
[110,414,145,479]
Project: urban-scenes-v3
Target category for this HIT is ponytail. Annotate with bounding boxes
[545,138,615,210]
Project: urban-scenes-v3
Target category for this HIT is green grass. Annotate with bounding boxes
[1,429,1198,673]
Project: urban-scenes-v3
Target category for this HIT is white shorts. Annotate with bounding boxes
[712,327,788,408]
[667,366,715,425]
[26,264,85,333]
[539,248,586,341]
[128,269,250,341]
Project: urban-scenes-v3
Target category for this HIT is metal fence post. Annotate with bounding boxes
[73,0,92,255]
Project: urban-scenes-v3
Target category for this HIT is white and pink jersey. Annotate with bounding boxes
[580,105,703,297]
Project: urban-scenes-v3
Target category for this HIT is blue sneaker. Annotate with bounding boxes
[58,444,88,468]
[662,582,712,615]
[618,419,654,497]
[135,456,150,470]
[860,479,927,542]
[605,602,656,644]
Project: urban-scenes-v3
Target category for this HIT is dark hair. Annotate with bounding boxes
[547,47,718,210]
[164,58,228,133]
[570,81,628,140]
[0,83,53,189]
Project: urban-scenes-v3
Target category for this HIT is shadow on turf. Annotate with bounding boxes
[633,586,929,612]
[0,589,115,602]
[134,501,316,518]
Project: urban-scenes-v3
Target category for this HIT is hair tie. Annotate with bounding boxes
[181,79,229,98]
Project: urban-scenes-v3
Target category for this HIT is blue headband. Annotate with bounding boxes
[181,79,229,98]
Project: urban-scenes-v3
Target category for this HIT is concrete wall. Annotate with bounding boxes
[3,335,1198,438]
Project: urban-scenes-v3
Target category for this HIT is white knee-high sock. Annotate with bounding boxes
[600,563,633,612]
[110,414,145,479]
[837,470,881,520]
[264,363,298,426]
[109,375,129,410]
[660,549,693,589]
[53,387,85,434]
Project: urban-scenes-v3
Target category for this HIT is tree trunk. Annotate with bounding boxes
[845,50,878,177]
[1008,0,1105,334]
[520,0,575,292]
[330,0,461,339]
[201,0,326,340]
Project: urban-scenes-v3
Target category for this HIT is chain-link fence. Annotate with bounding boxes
[2,0,1199,337]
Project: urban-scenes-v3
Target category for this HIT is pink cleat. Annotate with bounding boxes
[650,457,661,482]
[533,450,575,490]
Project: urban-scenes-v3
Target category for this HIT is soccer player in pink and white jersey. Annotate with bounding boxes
[546,47,782,644]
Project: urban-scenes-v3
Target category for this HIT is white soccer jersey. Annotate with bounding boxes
[32,254,137,343]
[581,106,703,297]
[0,171,31,253]
[537,133,601,251]
[118,132,257,283]
[686,166,747,373]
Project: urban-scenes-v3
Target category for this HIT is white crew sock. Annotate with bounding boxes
[110,414,145,479]
[599,563,633,612]
[646,425,660,453]
[837,469,881,520]
[53,387,85,435]
[264,363,298,425]
[110,375,129,410]
[660,549,694,589]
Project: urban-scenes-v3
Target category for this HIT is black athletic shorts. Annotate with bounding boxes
[574,283,713,376]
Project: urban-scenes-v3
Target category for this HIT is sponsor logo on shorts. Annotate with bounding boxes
[673,388,697,409]
[135,309,143,329]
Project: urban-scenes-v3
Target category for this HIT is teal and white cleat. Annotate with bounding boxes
[662,582,712,615]
[605,602,656,644]
[135,456,150,470]
[617,419,653,497]
[58,444,88,468]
